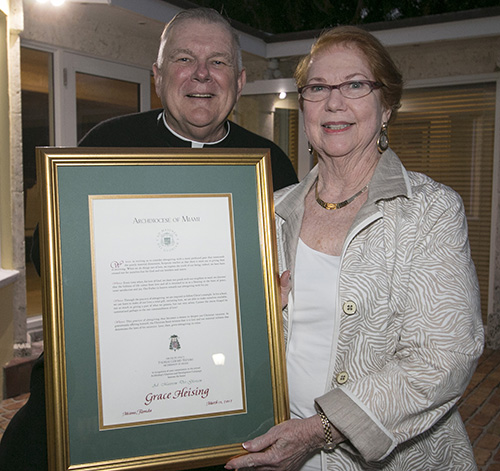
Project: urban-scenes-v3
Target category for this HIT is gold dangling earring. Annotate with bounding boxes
[377,123,389,154]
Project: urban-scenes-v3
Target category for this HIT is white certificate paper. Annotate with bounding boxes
[89,194,245,429]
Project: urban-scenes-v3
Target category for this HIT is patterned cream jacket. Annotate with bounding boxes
[274,149,484,470]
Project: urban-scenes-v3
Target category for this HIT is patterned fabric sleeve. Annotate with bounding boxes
[316,181,484,463]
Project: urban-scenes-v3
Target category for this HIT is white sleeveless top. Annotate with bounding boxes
[287,238,340,471]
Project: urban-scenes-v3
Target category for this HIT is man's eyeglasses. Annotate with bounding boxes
[299,80,384,102]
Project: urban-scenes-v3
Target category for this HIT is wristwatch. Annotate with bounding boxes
[318,410,336,451]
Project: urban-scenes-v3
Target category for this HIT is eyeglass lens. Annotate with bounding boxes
[301,81,378,101]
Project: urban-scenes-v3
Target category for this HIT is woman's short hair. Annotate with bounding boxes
[156,7,243,73]
[295,26,403,122]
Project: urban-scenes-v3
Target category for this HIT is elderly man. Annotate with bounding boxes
[0,8,296,471]
[79,7,297,191]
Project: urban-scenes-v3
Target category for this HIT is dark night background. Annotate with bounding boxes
[173,0,500,34]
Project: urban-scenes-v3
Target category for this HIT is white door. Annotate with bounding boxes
[53,51,151,145]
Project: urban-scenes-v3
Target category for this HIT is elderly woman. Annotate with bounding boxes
[225,26,484,471]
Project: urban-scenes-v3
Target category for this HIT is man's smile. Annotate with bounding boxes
[187,93,214,98]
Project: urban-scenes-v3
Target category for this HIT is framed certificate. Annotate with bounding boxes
[37,148,289,471]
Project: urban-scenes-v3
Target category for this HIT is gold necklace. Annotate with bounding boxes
[315,179,368,210]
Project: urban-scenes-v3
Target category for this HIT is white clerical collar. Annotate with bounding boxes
[160,111,230,148]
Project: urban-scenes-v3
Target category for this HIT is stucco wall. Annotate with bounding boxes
[390,36,500,81]
[1,0,26,397]
[22,2,164,69]
[247,35,500,83]
[0,4,11,400]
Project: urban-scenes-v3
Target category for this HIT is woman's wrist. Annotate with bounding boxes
[314,408,346,452]
[318,410,336,451]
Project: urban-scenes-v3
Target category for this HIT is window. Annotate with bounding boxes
[21,47,52,317]
[76,72,140,142]
[390,83,496,323]
[274,108,299,172]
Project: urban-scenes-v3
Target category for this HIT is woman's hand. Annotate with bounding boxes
[224,416,324,471]
[280,270,292,309]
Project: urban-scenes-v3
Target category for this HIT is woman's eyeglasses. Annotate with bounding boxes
[299,80,384,102]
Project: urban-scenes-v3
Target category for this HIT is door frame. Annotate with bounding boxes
[22,40,152,146]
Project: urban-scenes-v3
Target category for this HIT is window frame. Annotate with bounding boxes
[22,40,152,147]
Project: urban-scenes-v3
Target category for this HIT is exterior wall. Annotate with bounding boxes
[22,2,164,68]
[242,53,299,83]
[246,36,500,83]
[0,0,26,397]
[22,4,500,85]
[389,36,500,80]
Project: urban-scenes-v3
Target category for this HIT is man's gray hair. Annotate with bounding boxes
[156,7,243,73]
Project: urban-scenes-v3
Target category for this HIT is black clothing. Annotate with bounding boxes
[79,109,298,192]
[0,355,47,471]
[0,110,297,471]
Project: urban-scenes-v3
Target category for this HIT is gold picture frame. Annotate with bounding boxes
[37,147,289,471]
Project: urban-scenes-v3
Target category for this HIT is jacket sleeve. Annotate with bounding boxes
[315,186,484,462]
